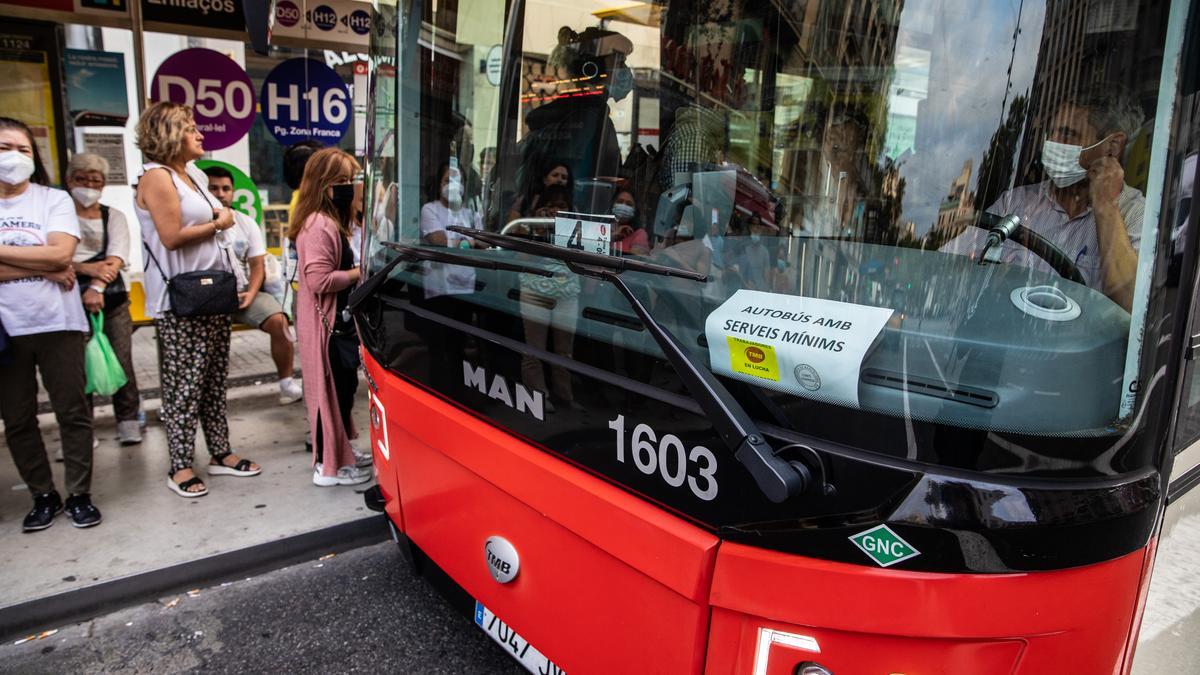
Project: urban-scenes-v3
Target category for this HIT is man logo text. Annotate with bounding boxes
[463,361,545,421]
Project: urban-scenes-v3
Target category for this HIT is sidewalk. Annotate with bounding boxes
[4,334,373,609]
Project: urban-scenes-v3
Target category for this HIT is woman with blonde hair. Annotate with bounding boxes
[291,147,370,486]
[134,101,261,498]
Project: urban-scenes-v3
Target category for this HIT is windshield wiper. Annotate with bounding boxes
[346,241,553,315]
[449,226,809,503]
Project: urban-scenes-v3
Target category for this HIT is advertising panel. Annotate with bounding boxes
[65,49,129,127]
[0,35,62,181]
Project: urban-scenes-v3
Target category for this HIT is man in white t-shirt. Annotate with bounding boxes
[204,166,302,405]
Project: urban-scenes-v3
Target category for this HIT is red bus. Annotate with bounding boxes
[353,0,1200,672]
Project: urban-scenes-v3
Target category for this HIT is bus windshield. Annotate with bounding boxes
[362,0,1182,481]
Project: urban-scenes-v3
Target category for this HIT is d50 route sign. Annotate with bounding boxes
[151,48,256,151]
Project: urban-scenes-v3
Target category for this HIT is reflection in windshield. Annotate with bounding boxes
[364,0,1173,463]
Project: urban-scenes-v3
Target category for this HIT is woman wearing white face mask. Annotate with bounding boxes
[67,153,143,446]
[416,160,488,395]
[420,160,488,300]
[611,189,649,256]
[0,117,101,532]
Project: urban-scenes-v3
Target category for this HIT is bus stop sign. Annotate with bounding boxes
[849,525,920,567]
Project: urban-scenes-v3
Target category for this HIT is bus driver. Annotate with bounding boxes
[942,86,1146,311]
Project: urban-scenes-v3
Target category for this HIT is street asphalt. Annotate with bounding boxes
[0,542,519,674]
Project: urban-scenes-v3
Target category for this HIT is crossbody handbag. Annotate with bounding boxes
[144,243,238,317]
[315,298,360,372]
[77,205,130,311]
[141,165,239,317]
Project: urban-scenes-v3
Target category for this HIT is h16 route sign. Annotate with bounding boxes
[260,57,351,146]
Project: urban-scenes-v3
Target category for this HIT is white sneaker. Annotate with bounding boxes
[312,463,371,486]
[350,441,373,467]
[279,378,303,405]
[118,420,143,445]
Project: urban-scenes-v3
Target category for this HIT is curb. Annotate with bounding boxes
[0,515,388,642]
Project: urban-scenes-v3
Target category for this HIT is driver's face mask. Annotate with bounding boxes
[1042,136,1108,188]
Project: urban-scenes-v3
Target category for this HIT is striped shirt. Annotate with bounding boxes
[941,180,1146,292]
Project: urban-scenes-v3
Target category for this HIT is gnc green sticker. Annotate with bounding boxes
[849,524,920,567]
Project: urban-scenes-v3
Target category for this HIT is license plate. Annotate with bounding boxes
[474,601,566,674]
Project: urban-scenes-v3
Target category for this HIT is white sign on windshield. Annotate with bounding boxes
[554,211,614,255]
[704,290,894,407]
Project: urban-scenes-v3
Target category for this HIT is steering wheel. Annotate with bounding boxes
[973,215,1087,285]
[1008,226,1087,284]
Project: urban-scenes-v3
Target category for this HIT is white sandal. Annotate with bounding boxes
[208,453,262,477]
[166,475,208,498]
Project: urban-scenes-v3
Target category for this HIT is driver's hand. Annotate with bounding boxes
[1087,156,1124,208]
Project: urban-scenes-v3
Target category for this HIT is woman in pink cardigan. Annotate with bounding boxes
[290,148,371,486]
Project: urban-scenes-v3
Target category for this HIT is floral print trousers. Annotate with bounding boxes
[156,312,232,474]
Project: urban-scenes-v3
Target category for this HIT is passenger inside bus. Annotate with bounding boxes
[940,85,1147,311]
[610,189,649,256]
[507,160,573,225]
[416,161,485,393]
[512,25,633,212]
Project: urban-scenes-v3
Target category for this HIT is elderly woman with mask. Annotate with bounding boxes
[67,152,143,446]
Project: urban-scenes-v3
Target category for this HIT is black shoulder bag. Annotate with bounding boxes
[143,243,238,317]
[77,205,130,311]
[142,169,239,318]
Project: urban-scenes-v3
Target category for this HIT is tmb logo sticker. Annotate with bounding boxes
[726,336,779,382]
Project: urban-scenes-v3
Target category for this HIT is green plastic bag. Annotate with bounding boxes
[84,312,128,396]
